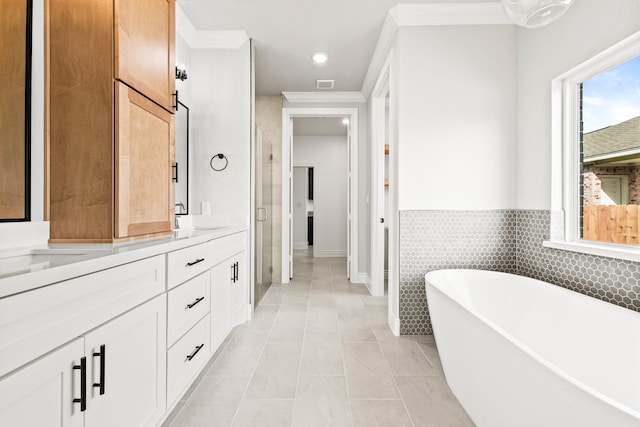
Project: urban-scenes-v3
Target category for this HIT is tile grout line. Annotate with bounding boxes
[227,292,283,426]
[366,306,417,427]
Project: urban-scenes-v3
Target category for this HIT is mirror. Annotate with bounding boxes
[174,100,189,215]
[0,0,32,222]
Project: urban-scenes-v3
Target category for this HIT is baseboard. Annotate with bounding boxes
[312,249,347,258]
[351,272,369,286]
[389,315,400,336]
[293,242,309,250]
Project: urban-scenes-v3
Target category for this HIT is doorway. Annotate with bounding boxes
[281,108,359,283]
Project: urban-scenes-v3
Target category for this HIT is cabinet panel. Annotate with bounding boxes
[84,295,167,427]
[230,252,247,326]
[166,241,212,289]
[48,0,114,241]
[167,271,210,346]
[167,314,209,405]
[0,255,165,378]
[0,338,84,427]
[210,261,231,352]
[116,83,175,238]
[115,0,175,111]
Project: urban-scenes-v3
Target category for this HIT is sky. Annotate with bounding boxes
[582,54,640,133]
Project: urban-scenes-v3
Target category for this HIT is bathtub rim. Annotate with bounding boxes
[424,268,640,421]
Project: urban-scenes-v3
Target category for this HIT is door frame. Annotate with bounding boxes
[281,108,359,282]
[371,54,400,335]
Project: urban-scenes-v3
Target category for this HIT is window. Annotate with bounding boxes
[580,56,640,246]
[546,31,640,261]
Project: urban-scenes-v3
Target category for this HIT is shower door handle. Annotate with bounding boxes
[257,207,267,222]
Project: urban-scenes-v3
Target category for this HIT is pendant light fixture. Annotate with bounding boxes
[501,0,575,28]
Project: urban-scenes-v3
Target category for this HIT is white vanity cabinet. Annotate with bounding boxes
[0,227,249,427]
[0,295,167,427]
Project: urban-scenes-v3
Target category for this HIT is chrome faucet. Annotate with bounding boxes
[175,202,186,214]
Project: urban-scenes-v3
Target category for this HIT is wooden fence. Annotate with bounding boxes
[583,205,639,245]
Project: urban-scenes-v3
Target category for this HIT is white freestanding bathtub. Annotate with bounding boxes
[424,269,640,427]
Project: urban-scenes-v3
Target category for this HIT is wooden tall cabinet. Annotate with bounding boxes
[47,0,176,242]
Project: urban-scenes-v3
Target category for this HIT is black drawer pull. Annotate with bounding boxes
[186,258,205,267]
[73,357,87,412]
[186,296,205,309]
[186,344,204,361]
[92,344,106,395]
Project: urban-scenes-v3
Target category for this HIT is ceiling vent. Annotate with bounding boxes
[316,79,335,90]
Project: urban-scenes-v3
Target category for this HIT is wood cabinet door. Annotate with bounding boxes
[83,295,167,427]
[0,339,84,427]
[115,83,174,239]
[115,0,175,112]
[210,261,232,353]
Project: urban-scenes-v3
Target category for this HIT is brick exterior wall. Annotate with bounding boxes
[582,165,640,205]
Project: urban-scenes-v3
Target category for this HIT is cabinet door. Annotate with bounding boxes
[210,261,231,352]
[0,339,84,427]
[116,83,175,239]
[84,295,167,427]
[115,0,175,112]
[229,252,247,326]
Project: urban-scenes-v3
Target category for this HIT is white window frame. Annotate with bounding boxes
[544,30,640,263]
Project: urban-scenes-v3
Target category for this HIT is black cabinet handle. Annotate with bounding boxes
[186,258,205,267]
[186,344,204,361]
[73,357,87,412]
[186,296,205,309]
[172,162,178,183]
[231,264,235,283]
[173,90,179,111]
[235,262,239,282]
[92,344,106,395]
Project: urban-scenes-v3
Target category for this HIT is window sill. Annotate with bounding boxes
[543,240,640,263]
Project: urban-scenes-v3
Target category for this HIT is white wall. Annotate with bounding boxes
[293,136,348,257]
[190,42,251,225]
[292,167,308,249]
[396,25,518,210]
[516,0,640,209]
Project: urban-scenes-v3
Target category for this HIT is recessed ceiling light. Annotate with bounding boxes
[312,51,328,64]
[342,118,349,125]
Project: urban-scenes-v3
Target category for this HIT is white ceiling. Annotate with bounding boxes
[177,0,499,96]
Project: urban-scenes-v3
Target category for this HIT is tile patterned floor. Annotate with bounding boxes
[164,250,474,427]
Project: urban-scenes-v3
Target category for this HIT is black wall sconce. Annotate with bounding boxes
[175,63,188,81]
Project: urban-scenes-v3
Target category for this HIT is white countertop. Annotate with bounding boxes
[0,225,247,299]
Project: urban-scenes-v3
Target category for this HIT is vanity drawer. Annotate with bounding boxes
[167,271,210,346]
[167,242,212,289]
[208,232,246,266]
[0,255,166,378]
[167,314,210,404]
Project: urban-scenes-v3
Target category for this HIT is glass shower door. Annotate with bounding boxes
[255,129,273,306]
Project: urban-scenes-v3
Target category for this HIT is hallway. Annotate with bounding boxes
[165,250,473,426]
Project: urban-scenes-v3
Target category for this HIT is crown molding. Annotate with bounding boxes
[176,4,249,49]
[282,92,366,104]
[361,3,511,98]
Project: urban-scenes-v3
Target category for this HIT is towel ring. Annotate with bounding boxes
[210,153,228,171]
